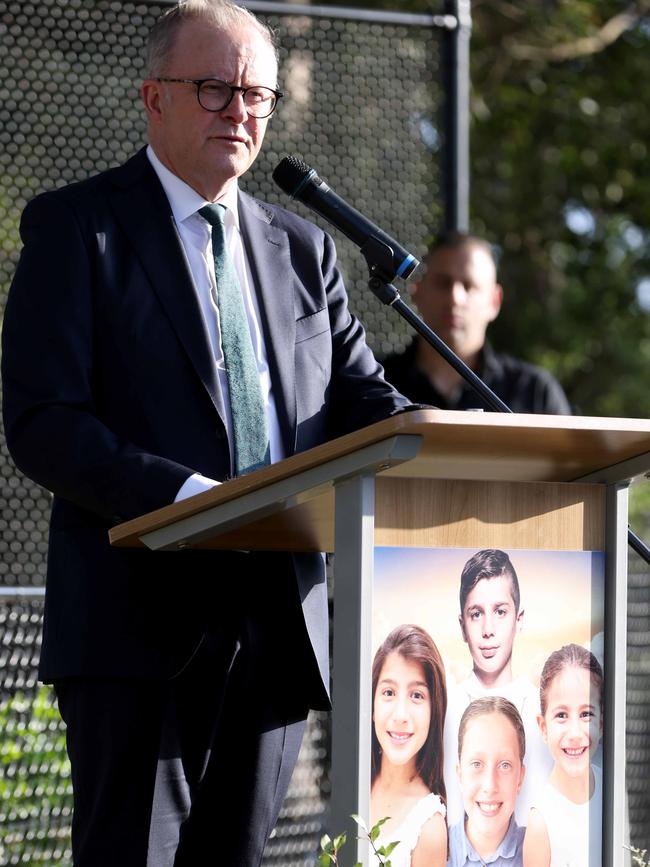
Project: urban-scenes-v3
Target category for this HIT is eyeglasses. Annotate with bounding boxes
[155,77,283,118]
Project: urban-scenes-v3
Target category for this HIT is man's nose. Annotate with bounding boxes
[221,90,248,123]
[451,281,468,305]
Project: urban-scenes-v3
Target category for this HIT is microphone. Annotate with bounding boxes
[272,156,419,283]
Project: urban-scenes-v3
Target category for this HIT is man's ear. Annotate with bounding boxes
[141,79,165,124]
[409,278,423,303]
[488,282,503,323]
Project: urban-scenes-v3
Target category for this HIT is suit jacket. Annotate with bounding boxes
[2,148,410,709]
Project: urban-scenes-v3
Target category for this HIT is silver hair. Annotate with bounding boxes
[145,0,279,78]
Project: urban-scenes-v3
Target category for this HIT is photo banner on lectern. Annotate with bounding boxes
[370,546,605,867]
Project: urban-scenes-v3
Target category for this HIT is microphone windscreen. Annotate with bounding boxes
[272,156,317,197]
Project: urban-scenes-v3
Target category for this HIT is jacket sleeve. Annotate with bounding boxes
[1,193,196,524]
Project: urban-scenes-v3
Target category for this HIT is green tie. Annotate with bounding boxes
[199,204,270,475]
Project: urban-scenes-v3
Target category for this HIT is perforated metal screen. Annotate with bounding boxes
[0,1,443,863]
[627,553,650,853]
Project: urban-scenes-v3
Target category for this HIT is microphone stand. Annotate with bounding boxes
[362,240,650,567]
[368,273,511,414]
[629,526,650,565]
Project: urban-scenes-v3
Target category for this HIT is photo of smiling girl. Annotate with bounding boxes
[448,696,526,866]
[371,624,448,867]
[522,644,604,867]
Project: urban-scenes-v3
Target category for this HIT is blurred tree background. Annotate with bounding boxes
[466,0,650,536]
[322,0,650,418]
[323,0,650,534]
[468,0,650,423]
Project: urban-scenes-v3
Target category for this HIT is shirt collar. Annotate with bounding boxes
[455,816,522,864]
[146,145,240,229]
[495,817,522,859]
[411,338,498,381]
[451,821,479,865]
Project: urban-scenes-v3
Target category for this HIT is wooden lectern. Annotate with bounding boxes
[111,409,650,866]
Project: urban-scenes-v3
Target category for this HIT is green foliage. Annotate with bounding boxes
[626,844,650,866]
[0,686,72,866]
[318,815,398,866]
[319,831,352,866]
[469,0,650,418]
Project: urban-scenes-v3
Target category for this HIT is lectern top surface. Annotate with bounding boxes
[109,410,650,549]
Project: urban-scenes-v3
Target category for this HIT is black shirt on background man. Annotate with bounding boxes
[382,339,571,414]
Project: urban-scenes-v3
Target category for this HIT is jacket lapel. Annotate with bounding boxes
[238,191,297,456]
[108,150,227,428]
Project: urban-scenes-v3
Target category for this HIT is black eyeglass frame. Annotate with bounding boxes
[154,77,284,118]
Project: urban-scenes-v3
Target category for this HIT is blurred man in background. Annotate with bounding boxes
[382,232,571,414]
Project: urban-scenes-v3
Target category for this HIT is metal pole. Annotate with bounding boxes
[603,484,630,867]
[330,472,376,866]
[442,0,471,231]
[156,0,456,28]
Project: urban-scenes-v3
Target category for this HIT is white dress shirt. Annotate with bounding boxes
[146,146,284,500]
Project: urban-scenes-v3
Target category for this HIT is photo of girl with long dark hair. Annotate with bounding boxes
[370,624,448,867]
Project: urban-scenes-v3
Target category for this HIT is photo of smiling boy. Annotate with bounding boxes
[448,697,526,867]
[443,550,552,826]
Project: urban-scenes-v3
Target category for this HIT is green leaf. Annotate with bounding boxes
[350,813,367,833]
[383,841,400,856]
[370,825,381,842]
[332,833,347,851]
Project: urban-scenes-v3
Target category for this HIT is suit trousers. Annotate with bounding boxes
[54,608,309,867]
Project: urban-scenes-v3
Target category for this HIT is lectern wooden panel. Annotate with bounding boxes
[375,478,605,550]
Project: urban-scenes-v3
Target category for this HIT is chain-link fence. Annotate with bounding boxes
[0,0,446,863]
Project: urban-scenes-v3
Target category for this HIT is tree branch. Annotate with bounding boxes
[504,1,650,63]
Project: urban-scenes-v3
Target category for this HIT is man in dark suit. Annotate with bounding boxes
[1,2,410,864]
